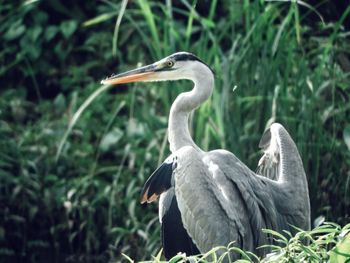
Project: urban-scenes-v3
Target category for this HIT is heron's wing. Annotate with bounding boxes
[256,127,280,180]
[204,150,282,254]
[173,124,310,257]
[173,146,276,257]
[140,153,199,259]
[257,123,311,230]
[160,189,200,259]
[140,155,175,203]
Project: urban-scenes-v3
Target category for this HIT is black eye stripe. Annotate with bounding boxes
[169,52,214,74]
[155,67,176,72]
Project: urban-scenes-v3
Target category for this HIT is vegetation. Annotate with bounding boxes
[0,0,349,262]
[138,222,350,263]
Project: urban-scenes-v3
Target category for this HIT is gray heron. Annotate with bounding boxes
[101,52,310,260]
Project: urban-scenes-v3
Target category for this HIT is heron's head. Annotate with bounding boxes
[101,52,214,85]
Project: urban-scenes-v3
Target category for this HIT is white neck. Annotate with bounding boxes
[168,70,214,152]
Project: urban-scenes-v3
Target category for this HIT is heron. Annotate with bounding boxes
[101,52,310,260]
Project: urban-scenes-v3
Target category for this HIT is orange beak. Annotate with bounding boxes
[101,63,158,85]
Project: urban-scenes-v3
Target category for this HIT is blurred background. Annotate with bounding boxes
[1,0,349,262]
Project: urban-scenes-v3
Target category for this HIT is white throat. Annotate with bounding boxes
[168,63,214,152]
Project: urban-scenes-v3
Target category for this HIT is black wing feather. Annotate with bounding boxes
[148,163,173,196]
[140,158,174,203]
[161,191,200,259]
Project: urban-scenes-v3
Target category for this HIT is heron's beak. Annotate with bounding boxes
[101,63,159,85]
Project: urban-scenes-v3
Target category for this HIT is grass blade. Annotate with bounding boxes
[56,84,112,161]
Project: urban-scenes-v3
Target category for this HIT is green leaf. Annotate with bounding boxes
[45,25,59,41]
[83,13,116,27]
[99,128,124,152]
[262,229,288,243]
[300,245,321,260]
[153,248,163,261]
[60,20,78,39]
[4,20,26,41]
[30,26,42,42]
[54,93,66,112]
[329,233,350,263]
[201,18,215,28]
[121,253,134,263]
[169,254,185,263]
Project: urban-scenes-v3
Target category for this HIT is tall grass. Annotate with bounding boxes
[1,0,349,262]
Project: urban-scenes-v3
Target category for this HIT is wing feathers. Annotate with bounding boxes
[161,190,200,259]
[140,157,175,204]
[257,127,280,180]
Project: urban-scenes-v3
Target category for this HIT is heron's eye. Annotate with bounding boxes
[166,60,174,68]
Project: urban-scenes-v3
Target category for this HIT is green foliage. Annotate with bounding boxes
[146,223,350,263]
[0,0,349,262]
[329,225,350,263]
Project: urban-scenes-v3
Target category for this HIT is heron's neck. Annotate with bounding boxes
[168,74,214,152]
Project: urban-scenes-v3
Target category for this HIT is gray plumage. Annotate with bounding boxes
[102,52,311,259]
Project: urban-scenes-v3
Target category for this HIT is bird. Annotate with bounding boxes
[101,52,311,260]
